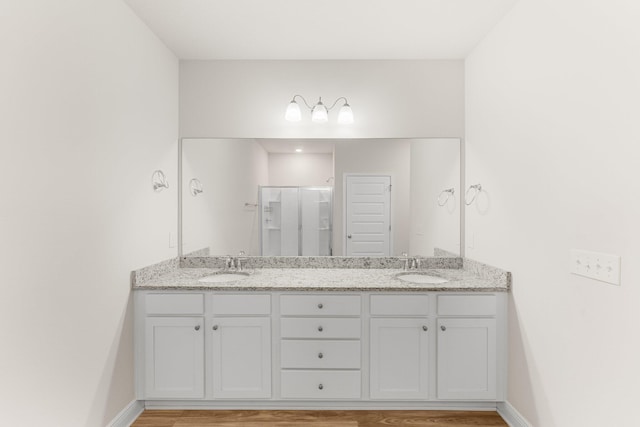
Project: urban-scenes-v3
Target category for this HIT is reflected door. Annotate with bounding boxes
[345,175,391,256]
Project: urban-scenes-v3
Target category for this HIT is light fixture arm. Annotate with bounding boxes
[290,94,314,111]
[326,96,350,111]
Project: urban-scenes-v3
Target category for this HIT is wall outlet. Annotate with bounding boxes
[570,249,621,285]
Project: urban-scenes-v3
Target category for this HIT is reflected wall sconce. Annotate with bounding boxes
[189,178,203,196]
[152,170,169,192]
[285,95,354,124]
[465,184,482,206]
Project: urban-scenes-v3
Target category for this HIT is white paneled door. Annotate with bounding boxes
[345,175,391,256]
[144,317,205,399]
[370,318,429,399]
[437,318,497,400]
[211,317,272,399]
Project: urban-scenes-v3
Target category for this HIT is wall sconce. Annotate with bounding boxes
[285,95,354,124]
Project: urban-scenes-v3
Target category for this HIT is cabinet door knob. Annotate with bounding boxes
[422,325,428,331]
[194,325,200,331]
[318,352,324,359]
[347,234,352,239]
[318,384,324,390]
[440,325,446,331]
[318,326,323,332]
[317,303,323,309]
[213,325,219,331]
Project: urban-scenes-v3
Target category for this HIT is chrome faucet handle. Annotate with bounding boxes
[225,255,233,270]
[237,250,247,271]
[415,258,421,269]
[410,258,417,269]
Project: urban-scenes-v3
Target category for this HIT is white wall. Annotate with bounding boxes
[268,153,333,187]
[182,139,269,256]
[409,139,460,256]
[465,1,640,425]
[180,60,464,139]
[334,140,411,256]
[0,1,178,426]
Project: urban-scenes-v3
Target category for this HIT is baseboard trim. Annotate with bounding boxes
[108,400,144,427]
[143,400,498,411]
[497,401,531,427]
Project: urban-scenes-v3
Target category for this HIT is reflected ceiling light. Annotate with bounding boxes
[285,95,354,124]
[295,148,303,153]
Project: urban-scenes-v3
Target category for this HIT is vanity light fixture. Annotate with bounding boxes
[285,95,354,124]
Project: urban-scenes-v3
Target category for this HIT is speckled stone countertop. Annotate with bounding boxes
[133,267,508,292]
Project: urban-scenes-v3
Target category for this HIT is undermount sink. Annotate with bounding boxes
[198,271,251,283]
[395,272,449,284]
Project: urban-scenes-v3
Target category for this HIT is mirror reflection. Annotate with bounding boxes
[181,138,461,257]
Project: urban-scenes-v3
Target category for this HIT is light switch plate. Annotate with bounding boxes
[570,249,621,285]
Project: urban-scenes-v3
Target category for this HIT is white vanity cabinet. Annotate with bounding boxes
[135,289,506,406]
[279,294,362,400]
[141,294,205,399]
[436,294,501,400]
[369,295,430,399]
[210,294,272,399]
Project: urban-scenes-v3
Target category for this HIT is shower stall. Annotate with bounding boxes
[259,186,332,256]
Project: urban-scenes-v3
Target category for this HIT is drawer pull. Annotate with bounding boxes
[422,325,428,331]
[213,325,219,331]
[318,325,323,332]
[317,303,324,309]
[440,325,446,331]
[194,325,200,331]
[318,352,324,359]
[318,384,324,390]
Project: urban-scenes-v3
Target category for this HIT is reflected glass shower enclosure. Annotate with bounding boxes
[259,186,332,256]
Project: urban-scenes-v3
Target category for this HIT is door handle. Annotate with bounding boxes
[347,234,352,239]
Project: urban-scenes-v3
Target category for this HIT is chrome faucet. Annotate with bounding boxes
[400,252,410,271]
[236,251,246,271]
[225,255,234,270]
[410,258,421,270]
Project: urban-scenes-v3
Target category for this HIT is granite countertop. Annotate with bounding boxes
[133,267,508,292]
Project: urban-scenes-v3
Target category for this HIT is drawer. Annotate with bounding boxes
[280,370,361,399]
[281,340,361,369]
[145,293,204,315]
[212,294,271,315]
[370,294,429,316]
[437,294,496,316]
[281,318,361,339]
[280,295,361,316]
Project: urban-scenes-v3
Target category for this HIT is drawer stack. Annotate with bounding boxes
[279,294,362,399]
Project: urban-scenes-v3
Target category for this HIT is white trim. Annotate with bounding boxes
[497,401,531,427]
[108,400,144,427]
[143,400,498,411]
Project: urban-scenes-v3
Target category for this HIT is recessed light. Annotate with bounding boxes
[295,148,303,153]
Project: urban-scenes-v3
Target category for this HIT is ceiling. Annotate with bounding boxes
[124,0,518,60]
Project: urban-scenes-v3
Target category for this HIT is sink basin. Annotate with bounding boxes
[198,272,251,283]
[395,272,448,284]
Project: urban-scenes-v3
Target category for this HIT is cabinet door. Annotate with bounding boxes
[144,317,204,399]
[211,317,271,398]
[370,318,429,399]
[437,318,497,400]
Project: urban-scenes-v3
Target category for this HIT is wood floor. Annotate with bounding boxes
[131,410,508,427]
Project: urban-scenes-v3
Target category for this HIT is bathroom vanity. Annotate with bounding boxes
[133,258,509,410]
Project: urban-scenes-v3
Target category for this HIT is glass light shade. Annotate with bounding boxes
[285,100,302,122]
[311,102,329,123]
[337,103,354,124]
